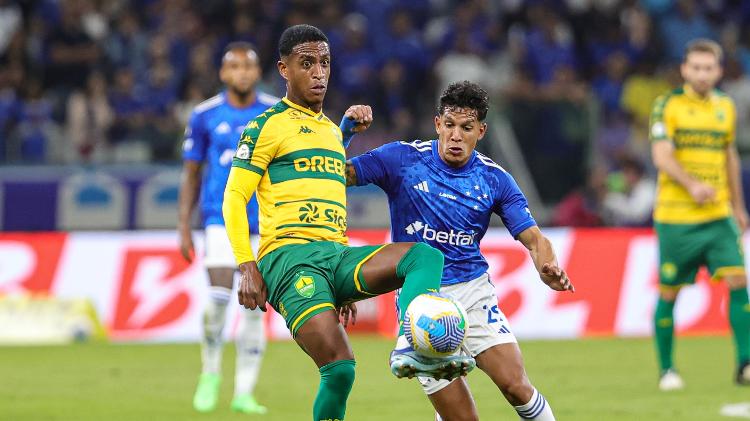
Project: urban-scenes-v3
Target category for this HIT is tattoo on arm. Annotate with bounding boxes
[345,161,357,187]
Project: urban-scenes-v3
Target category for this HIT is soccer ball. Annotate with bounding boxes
[403,292,468,358]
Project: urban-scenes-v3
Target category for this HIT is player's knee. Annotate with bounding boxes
[321,359,356,390]
[409,242,444,265]
[500,376,533,405]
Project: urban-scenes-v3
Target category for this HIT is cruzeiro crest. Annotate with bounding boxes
[295,274,315,298]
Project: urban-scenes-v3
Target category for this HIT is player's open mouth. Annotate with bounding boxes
[447,147,463,155]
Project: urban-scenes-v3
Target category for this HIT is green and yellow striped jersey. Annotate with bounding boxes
[650,84,737,224]
[229,97,348,260]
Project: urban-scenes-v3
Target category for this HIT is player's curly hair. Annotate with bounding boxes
[278,24,328,57]
[437,81,489,121]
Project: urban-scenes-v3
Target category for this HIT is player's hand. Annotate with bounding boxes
[238,261,268,311]
[540,263,575,293]
[735,206,749,232]
[343,105,373,133]
[687,181,716,205]
[178,228,194,263]
[338,302,357,328]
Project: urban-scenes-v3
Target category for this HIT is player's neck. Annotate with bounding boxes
[226,90,256,108]
[285,91,322,113]
[686,83,712,100]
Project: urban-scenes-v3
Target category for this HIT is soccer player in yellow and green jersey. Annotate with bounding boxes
[221,25,474,421]
[650,39,750,390]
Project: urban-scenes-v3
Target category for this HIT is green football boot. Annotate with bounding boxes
[192,373,221,412]
[231,394,268,414]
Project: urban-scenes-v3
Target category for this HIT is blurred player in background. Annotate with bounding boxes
[223,24,475,421]
[177,42,277,413]
[650,39,750,390]
[346,81,572,420]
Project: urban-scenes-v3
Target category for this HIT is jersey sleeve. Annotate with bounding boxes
[492,170,537,238]
[649,94,675,142]
[349,141,405,192]
[231,115,280,175]
[182,111,209,162]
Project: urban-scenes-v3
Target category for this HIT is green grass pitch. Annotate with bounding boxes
[2,336,748,420]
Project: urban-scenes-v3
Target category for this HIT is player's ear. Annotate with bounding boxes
[477,122,487,140]
[434,115,441,134]
[277,59,288,81]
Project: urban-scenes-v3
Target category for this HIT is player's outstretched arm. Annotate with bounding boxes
[518,226,574,292]
[177,160,202,262]
[344,162,357,186]
[223,167,268,310]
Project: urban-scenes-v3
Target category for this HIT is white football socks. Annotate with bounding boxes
[201,286,231,374]
[515,387,555,420]
[234,307,266,397]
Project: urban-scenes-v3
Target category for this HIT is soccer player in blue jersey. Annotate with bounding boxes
[344,81,573,421]
[177,42,278,414]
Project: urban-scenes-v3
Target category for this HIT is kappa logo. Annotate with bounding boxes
[299,126,315,134]
[295,275,315,298]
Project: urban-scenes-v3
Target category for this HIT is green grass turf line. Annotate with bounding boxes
[0,336,747,420]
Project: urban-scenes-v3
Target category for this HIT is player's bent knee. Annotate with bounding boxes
[404,242,444,267]
[500,376,534,404]
[320,359,356,389]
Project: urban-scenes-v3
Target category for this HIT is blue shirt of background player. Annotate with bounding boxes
[182,91,278,232]
[350,139,537,286]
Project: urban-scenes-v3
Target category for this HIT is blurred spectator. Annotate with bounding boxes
[434,31,488,95]
[551,166,607,227]
[105,12,149,77]
[660,0,716,62]
[592,51,630,117]
[723,57,750,158]
[65,72,113,162]
[601,157,656,226]
[334,14,376,102]
[522,4,577,85]
[107,68,146,145]
[44,0,100,92]
[11,79,59,162]
[0,0,22,56]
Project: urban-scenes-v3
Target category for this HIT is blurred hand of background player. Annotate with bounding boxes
[735,206,749,232]
[541,263,575,293]
[343,104,373,133]
[338,303,357,328]
[178,228,195,263]
[687,180,716,205]
[238,261,268,311]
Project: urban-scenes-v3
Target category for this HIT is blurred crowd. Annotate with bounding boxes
[3,0,750,226]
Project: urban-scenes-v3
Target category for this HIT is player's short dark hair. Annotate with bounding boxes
[684,38,723,63]
[278,24,328,57]
[437,81,489,122]
[223,41,256,56]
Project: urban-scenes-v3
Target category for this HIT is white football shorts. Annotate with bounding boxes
[418,272,516,395]
[203,224,259,268]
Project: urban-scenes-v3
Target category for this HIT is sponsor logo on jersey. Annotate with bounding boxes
[405,220,476,246]
[413,181,429,192]
[236,143,250,159]
[439,192,456,200]
[294,274,315,298]
[293,156,345,177]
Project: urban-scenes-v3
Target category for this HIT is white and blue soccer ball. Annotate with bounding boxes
[403,292,468,358]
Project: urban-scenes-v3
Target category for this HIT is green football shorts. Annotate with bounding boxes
[655,217,745,288]
[257,241,386,336]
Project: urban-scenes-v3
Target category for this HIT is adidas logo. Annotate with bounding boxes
[299,126,314,134]
[413,181,429,192]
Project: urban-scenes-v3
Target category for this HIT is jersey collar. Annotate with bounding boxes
[430,139,476,174]
[683,84,716,103]
[282,97,323,118]
[221,90,260,111]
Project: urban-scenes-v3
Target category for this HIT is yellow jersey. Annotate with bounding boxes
[650,84,736,224]
[224,97,348,262]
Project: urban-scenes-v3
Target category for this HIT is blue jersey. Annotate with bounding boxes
[182,91,278,230]
[350,140,536,285]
